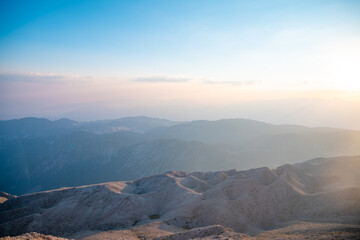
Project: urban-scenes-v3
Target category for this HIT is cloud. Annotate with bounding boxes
[0,72,94,84]
[132,76,190,83]
[131,76,260,86]
[0,72,261,89]
[203,80,259,86]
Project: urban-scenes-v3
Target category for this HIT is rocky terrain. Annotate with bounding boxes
[0,193,15,204]
[1,155,359,239]
[0,232,68,240]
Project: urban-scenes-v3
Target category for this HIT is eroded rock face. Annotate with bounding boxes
[0,156,359,238]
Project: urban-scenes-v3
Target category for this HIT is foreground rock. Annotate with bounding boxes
[2,223,359,240]
[0,156,359,239]
[0,232,67,240]
[0,193,15,204]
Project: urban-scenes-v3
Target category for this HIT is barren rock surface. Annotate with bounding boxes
[255,222,360,240]
[0,193,15,204]
[0,156,359,239]
[0,232,67,240]
[2,222,359,240]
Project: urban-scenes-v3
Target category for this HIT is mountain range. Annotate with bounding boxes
[1,117,360,195]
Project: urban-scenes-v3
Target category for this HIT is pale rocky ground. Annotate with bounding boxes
[2,222,359,240]
[1,156,359,240]
[0,232,67,240]
[254,221,360,240]
[0,193,15,204]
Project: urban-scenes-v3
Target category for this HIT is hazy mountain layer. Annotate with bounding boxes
[0,118,76,141]
[1,156,359,239]
[0,116,180,140]
[0,132,238,195]
[145,118,339,144]
[1,117,360,195]
[147,119,360,166]
[77,116,182,134]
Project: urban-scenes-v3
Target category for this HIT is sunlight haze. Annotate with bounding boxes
[0,0,359,128]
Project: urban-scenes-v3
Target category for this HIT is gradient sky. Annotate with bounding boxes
[0,0,359,128]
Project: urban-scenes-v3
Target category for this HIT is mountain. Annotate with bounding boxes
[230,130,360,167]
[1,117,360,195]
[145,118,339,144]
[1,156,359,239]
[0,117,77,140]
[78,116,182,134]
[147,119,360,167]
[0,116,181,140]
[0,131,238,195]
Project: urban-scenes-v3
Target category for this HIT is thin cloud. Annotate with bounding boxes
[204,80,259,86]
[132,76,190,83]
[0,72,94,84]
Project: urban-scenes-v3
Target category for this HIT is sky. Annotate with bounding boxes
[0,0,359,128]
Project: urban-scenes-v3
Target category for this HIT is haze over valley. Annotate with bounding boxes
[1,116,360,196]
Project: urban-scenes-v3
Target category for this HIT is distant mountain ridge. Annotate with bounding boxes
[0,117,76,140]
[0,116,181,140]
[145,118,341,144]
[78,116,183,134]
[1,117,359,195]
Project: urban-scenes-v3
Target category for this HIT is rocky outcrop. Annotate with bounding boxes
[0,156,359,238]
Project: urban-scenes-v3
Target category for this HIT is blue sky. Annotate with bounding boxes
[0,0,359,126]
[1,0,359,79]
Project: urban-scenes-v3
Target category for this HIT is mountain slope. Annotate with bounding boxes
[0,118,77,140]
[0,116,181,140]
[2,117,360,195]
[0,132,238,195]
[146,118,339,145]
[147,118,360,168]
[78,116,182,134]
[1,156,359,239]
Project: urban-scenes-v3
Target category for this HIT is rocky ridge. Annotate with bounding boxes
[0,156,359,239]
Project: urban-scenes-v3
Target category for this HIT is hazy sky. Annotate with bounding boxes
[0,0,359,128]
